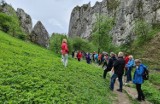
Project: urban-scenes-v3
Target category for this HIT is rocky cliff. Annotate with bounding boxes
[17,8,32,34]
[29,21,49,48]
[68,0,160,45]
[0,2,49,48]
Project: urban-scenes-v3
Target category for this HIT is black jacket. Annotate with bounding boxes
[114,57,125,76]
[106,56,117,71]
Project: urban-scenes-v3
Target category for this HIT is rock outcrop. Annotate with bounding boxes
[29,21,49,48]
[17,8,32,34]
[68,0,160,45]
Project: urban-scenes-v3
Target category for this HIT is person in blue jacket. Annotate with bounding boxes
[133,59,145,101]
[126,55,135,83]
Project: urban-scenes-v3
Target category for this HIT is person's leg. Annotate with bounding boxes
[128,67,131,81]
[62,55,65,66]
[136,84,141,101]
[64,54,68,67]
[110,74,117,90]
[118,75,123,91]
[127,68,131,82]
[126,68,129,82]
[139,84,145,100]
[103,69,107,79]
[130,67,132,81]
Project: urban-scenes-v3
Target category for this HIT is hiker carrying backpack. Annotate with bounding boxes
[142,65,149,80]
[133,59,146,101]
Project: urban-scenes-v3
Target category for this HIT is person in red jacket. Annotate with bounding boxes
[124,53,129,76]
[77,51,82,61]
[61,39,69,67]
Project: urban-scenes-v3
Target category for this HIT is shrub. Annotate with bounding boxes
[90,15,116,52]
[0,5,26,40]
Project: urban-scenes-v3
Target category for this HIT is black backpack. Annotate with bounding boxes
[142,66,149,80]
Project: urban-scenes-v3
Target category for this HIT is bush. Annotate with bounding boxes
[90,15,116,52]
[72,37,97,52]
[0,6,26,40]
[134,20,152,45]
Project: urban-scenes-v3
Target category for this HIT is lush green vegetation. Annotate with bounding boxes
[49,33,97,54]
[143,81,160,104]
[0,4,26,40]
[90,15,118,53]
[0,31,114,103]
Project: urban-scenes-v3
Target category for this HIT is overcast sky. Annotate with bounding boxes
[5,0,102,34]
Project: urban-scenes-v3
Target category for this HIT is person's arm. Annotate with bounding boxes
[102,61,107,68]
[126,60,134,67]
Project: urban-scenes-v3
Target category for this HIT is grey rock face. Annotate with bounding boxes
[17,8,32,34]
[69,0,160,46]
[29,21,49,48]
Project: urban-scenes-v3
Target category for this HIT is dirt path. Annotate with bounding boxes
[113,81,131,104]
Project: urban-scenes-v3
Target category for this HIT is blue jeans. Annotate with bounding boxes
[110,74,123,90]
[127,67,132,82]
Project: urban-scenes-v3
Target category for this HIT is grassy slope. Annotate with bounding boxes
[0,31,114,103]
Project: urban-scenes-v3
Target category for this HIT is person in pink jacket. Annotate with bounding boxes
[61,39,69,67]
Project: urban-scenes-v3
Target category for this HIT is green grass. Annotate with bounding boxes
[143,81,160,104]
[0,31,113,103]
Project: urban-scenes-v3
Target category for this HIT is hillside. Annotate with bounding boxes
[0,31,113,103]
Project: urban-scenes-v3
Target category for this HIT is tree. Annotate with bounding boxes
[90,15,115,52]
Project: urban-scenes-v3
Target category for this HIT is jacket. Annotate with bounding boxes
[124,56,129,65]
[61,42,68,55]
[114,57,125,76]
[126,59,135,68]
[106,56,117,71]
[133,64,146,84]
[77,52,82,59]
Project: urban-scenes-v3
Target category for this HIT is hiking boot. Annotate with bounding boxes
[142,98,145,101]
[117,89,122,92]
[136,98,141,102]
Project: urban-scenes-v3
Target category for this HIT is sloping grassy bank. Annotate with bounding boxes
[0,31,113,103]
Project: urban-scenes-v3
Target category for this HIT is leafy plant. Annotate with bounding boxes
[90,15,117,52]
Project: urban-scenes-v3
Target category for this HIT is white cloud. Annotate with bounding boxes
[48,18,64,29]
[5,0,103,34]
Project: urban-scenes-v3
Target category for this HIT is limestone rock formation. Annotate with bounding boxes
[68,0,160,46]
[29,21,49,48]
[17,8,32,34]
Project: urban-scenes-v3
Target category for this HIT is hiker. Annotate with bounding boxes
[61,39,69,67]
[94,53,98,63]
[92,51,96,62]
[86,52,91,64]
[110,52,125,92]
[74,51,77,59]
[124,53,129,76]
[77,51,82,61]
[98,53,102,65]
[103,52,117,79]
[72,51,75,58]
[133,59,145,101]
[126,55,135,83]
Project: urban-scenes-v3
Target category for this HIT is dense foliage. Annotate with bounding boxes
[0,5,26,40]
[49,34,97,54]
[90,15,118,53]
[0,31,114,103]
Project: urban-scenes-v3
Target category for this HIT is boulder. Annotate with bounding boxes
[29,21,49,48]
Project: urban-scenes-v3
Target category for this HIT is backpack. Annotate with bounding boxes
[142,65,149,80]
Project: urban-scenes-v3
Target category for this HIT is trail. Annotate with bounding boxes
[113,81,131,104]
[112,77,152,104]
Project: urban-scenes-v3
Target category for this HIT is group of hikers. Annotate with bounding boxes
[61,38,148,102]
